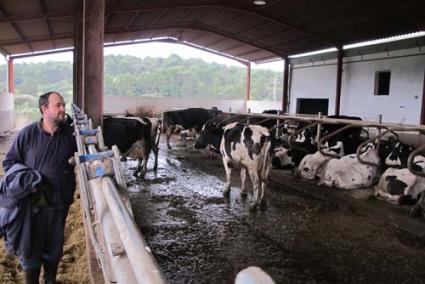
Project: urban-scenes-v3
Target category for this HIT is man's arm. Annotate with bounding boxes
[2,132,25,172]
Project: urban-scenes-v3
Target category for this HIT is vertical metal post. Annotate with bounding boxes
[316,112,322,144]
[246,62,251,101]
[7,58,14,94]
[282,57,289,113]
[335,46,343,116]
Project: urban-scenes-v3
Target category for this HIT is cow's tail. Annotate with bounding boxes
[260,137,273,181]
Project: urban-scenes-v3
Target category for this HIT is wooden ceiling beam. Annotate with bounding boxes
[0,10,73,23]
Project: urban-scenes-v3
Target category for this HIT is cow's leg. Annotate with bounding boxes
[140,148,150,178]
[134,159,142,177]
[166,125,175,149]
[152,144,159,171]
[248,169,260,211]
[223,160,232,197]
[240,168,247,198]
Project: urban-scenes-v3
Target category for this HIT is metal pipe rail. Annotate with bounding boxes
[72,104,166,284]
[221,111,425,132]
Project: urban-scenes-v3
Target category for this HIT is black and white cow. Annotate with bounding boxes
[317,143,381,189]
[379,138,415,169]
[194,121,274,210]
[276,115,364,172]
[163,107,221,149]
[374,155,425,205]
[103,116,162,178]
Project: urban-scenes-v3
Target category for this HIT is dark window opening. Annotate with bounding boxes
[296,98,328,115]
[375,71,391,96]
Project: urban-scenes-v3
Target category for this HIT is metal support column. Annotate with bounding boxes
[7,58,14,94]
[335,46,343,116]
[246,62,251,101]
[83,0,104,127]
[282,57,289,113]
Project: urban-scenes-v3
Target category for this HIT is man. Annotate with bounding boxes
[2,91,77,284]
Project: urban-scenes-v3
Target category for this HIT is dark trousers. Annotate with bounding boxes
[20,206,69,270]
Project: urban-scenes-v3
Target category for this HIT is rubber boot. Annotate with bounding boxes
[24,267,41,284]
[43,261,59,284]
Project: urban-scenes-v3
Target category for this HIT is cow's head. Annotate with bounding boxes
[381,139,414,168]
[194,121,223,151]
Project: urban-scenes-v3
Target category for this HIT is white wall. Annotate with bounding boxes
[246,100,282,113]
[289,64,337,114]
[104,96,246,115]
[342,53,425,123]
[0,93,14,132]
[290,48,425,124]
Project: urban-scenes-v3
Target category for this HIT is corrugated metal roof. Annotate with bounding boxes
[1,0,425,63]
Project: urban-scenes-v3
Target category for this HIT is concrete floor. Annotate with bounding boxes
[125,135,425,284]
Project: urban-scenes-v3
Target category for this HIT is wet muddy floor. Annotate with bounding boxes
[125,136,425,284]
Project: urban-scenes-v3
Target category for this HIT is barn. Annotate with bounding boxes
[1,1,425,283]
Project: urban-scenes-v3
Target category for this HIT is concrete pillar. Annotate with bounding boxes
[73,0,84,109]
[7,58,14,94]
[83,0,104,127]
[282,57,289,113]
[335,46,343,116]
[245,62,251,101]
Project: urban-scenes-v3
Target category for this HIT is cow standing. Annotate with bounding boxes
[103,116,161,178]
[163,107,221,149]
[194,121,274,210]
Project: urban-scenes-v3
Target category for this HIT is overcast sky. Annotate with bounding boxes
[4,42,284,72]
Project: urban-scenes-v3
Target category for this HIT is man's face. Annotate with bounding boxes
[42,93,66,124]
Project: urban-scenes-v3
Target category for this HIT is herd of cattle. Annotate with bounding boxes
[101,107,425,215]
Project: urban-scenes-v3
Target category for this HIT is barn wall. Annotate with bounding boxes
[0,92,14,132]
[289,64,337,115]
[104,96,246,115]
[290,47,425,124]
[246,100,282,113]
[342,51,425,123]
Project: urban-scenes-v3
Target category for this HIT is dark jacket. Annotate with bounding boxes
[2,120,77,207]
[0,163,43,256]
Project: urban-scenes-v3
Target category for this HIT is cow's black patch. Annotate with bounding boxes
[368,175,371,180]
[243,127,255,159]
[224,123,243,159]
[398,194,417,205]
[385,175,407,195]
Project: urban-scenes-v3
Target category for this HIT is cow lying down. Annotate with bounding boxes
[297,141,345,180]
[194,121,274,210]
[317,143,381,189]
[374,156,425,205]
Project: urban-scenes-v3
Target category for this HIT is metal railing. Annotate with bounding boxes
[72,104,166,284]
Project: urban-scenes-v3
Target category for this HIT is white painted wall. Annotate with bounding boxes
[0,93,15,132]
[104,96,246,115]
[246,100,282,113]
[0,92,14,132]
[289,64,337,115]
[290,48,425,124]
[342,53,425,123]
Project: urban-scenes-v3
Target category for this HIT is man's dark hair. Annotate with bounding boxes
[39,91,59,114]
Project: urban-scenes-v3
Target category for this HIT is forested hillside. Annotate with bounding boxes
[0,54,282,121]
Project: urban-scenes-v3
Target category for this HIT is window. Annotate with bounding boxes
[296,98,329,115]
[374,71,391,96]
